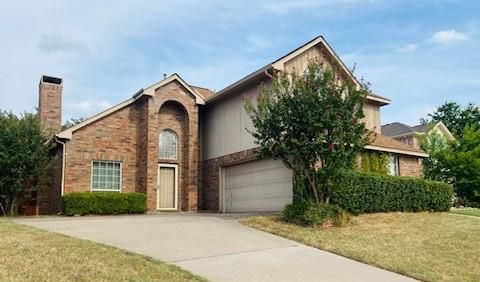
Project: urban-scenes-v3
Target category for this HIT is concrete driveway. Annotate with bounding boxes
[15,214,415,282]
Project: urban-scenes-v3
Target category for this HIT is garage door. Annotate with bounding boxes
[223,159,293,212]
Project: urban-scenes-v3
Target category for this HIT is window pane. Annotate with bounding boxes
[92,161,121,191]
[159,130,177,159]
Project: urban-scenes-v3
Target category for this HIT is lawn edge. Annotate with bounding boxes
[239,215,421,282]
[3,219,207,282]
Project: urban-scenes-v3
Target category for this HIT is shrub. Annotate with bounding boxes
[283,201,350,227]
[62,192,146,216]
[330,170,453,214]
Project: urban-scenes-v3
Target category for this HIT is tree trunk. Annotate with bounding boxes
[9,195,17,216]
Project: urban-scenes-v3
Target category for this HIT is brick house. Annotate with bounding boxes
[37,36,428,214]
[381,121,454,149]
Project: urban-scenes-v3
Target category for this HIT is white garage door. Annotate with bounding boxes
[223,159,293,212]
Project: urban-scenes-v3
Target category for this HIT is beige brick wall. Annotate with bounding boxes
[399,155,423,177]
[39,83,62,133]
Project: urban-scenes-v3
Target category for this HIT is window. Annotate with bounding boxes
[159,129,177,159]
[91,161,121,191]
[388,155,400,176]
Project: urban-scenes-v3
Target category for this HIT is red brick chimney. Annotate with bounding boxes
[39,75,63,133]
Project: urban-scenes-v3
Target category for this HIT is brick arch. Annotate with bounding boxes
[158,100,190,211]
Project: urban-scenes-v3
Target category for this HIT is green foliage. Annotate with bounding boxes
[441,126,480,207]
[0,111,52,216]
[330,170,453,214]
[359,151,388,175]
[422,102,480,138]
[283,200,350,227]
[245,60,370,203]
[62,192,146,216]
[421,131,449,181]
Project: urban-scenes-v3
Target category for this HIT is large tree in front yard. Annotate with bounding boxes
[0,111,52,215]
[245,61,371,203]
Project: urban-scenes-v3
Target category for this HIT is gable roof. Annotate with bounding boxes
[206,36,391,106]
[381,122,415,137]
[366,133,428,157]
[382,121,454,140]
[56,74,205,140]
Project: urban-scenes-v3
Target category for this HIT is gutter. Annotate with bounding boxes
[55,136,67,196]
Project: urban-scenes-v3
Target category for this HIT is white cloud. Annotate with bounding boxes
[430,29,467,45]
[397,43,417,53]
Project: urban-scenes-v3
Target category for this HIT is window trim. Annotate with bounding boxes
[90,160,123,192]
[388,155,400,176]
[159,129,178,160]
[157,163,178,211]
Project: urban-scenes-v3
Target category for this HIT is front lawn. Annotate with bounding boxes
[451,208,480,217]
[0,219,204,282]
[241,212,479,282]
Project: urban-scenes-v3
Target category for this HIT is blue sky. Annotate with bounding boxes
[0,0,479,125]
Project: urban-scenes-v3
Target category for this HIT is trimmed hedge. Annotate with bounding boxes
[283,201,350,227]
[330,171,453,214]
[62,192,146,216]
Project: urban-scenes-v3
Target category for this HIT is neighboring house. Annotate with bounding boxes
[36,36,428,215]
[381,122,454,149]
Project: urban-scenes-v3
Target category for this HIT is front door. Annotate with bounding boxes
[157,164,178,210]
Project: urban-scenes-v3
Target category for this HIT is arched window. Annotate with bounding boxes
[159,129,177,159]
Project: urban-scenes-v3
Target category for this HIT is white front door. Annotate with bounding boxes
[157,164,178,210]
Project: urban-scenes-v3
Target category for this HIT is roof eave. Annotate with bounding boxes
[364,145,429,158]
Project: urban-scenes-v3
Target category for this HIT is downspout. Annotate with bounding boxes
[264,68,274,79]
[55,136,66,197]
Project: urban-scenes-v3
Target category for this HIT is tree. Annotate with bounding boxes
[441,126,480,206]
[422,102,480,137]
[245,61,370,203]
[62,117,86,130]
[420,131,450,181]
[0,111,52,215]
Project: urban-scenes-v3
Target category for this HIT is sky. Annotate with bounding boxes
[0,0,479,125]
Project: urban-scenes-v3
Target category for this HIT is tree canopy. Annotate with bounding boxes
[421,102,480,137]
[0,111,53,215]
[245,61,370,203]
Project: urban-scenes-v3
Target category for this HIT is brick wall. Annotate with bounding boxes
[64,103,141,194]
[59,80,200,213]
[39,82,62,133]
[399,155,423,177]
[202,148,258,211]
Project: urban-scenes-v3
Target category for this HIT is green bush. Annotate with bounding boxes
[283,201,350,227]
[62,192,146,216]
[330,171,453,214]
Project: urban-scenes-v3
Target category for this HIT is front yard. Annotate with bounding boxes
[241,212,480,282]
[0,219,204,282]
[451,208,480,217]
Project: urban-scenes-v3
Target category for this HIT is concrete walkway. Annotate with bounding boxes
[15,214,415,282]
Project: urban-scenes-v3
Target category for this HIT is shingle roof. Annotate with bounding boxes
[191,85,215,99]
[381,122,415,137]
[381,122,437,137]
[411,123,432,133]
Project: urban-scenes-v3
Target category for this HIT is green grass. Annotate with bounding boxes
[451,208,480,217]
[0,219,205,282]
[241,212,480,282]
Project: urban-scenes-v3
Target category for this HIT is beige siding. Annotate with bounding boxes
[284,46,327,74]
[363,102,381,133]
[202,85,259,160]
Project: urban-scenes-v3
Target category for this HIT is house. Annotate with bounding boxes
[36,36,428,215]
[381,121,454,149]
